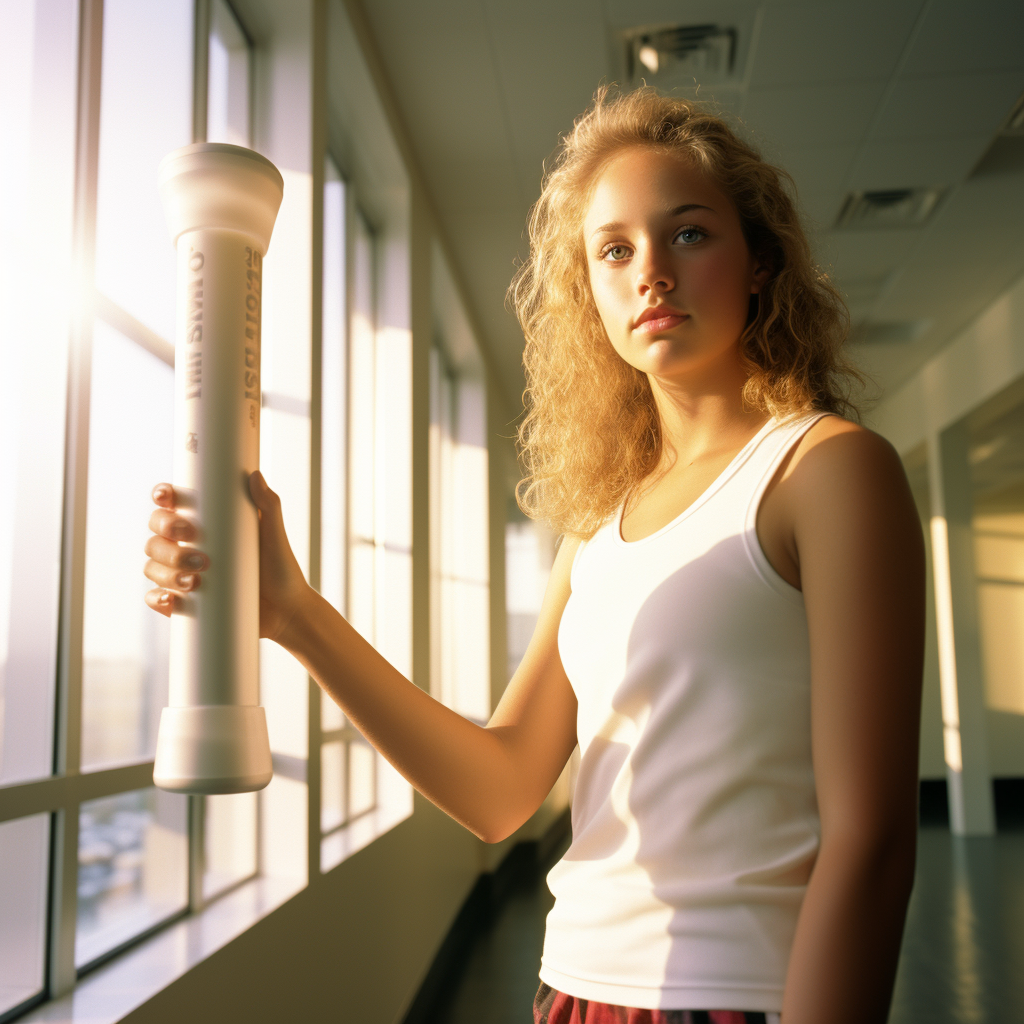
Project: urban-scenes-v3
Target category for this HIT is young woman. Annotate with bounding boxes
[144,88,925,1023]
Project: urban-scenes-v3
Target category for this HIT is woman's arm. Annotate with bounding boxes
[144,474,580,843]
[773,421,925,1024]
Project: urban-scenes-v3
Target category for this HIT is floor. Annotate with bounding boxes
[434,827,1024,1024]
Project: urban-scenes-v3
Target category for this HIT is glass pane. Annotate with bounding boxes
[320,740,346,833]
[203,792,257,899]
[207,0,250,146]
[0,814,49,1016]
[321,161,347,617]
[94,0,193,342]
[81,322,173,770]
[348,214,375,550]
[349,741,376,818]
[348,542,375,640]
[0,0,79,785]
[76,788,188,968]
[321,689,346,733]
[505,522,552,681]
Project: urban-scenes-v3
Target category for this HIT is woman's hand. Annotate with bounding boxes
[143,472,311,644]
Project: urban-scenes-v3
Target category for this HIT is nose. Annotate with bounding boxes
[634,243,675,296]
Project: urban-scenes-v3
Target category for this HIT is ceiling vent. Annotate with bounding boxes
[835,188,944,229]
[626,24,738,85]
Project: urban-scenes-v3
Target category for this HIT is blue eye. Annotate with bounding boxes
[675,227,706,245]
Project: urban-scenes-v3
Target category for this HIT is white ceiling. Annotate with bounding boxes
[356,0,1024,416]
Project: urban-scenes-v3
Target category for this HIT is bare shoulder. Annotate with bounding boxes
[776,416,921,560]
[782,415,906,497]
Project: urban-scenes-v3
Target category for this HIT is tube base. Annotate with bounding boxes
[153,705,273,794]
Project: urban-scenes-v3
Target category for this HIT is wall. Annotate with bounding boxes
[870,270,1024,779]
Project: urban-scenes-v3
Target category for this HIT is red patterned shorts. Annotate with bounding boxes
[533,983,780,1024]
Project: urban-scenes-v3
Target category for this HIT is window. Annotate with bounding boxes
[0,2,418,1016]
[317,199,378,870]
[317,159,378,860]
[206,0,251,146]
[0,0,78,795]
[430,348,491,721]
[0,4,264,1015]
[505,520,556,681]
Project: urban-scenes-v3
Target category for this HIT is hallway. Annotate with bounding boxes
[434,823,1024,1023]
[3,3,1024,1022]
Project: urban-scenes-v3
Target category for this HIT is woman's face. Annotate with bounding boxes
[583,146,768,382]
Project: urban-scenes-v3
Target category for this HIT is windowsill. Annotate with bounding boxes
[20,875,302,1024]
[21,769,414,1024]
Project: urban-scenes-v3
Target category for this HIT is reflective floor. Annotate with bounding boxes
[436,827,1024,1024]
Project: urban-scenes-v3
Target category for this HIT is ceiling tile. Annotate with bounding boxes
[872,251,1021,321]
[872,70,1024,140]
[817,228,920,281]
[748,0,925,87]
[772,142,860,190]
[743,80,888,148]
[847,133,994,188]
[483,0,608,207]
[602,0,760,31]
[798,188,849,229]
[900,0,1024,77]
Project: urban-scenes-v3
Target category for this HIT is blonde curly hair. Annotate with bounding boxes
[509,86,860,538]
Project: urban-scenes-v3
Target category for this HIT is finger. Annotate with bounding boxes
[148,507,197,542]
[144,558,201,592]
[249,471,281,516]
[152,483,177,509]
[144,534,208,572]
[145,588,176,617]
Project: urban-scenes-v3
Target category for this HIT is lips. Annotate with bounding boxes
[633,306,688,333]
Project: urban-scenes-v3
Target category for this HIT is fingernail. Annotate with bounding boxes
[157,592,172,606]
[154,485,169,500]
[183,554,204,570]
[177,573,196,589]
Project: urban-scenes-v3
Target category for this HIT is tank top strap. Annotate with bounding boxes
[737,411,832,600]
[744,411,833,518]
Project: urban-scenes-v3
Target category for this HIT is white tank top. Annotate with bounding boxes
[540,413,828,1013]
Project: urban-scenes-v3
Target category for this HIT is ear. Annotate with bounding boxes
[750,257,772,295]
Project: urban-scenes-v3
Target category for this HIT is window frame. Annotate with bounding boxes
[0,3,261,1016]
[0,2,418,1018]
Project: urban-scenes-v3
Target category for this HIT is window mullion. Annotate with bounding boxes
[192,0,211,143]
[188,795,206,912]
[48,0,105,998]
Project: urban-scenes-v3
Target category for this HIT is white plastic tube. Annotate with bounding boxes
[152,143,283,794]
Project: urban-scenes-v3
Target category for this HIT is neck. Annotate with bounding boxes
[648,351,767,468]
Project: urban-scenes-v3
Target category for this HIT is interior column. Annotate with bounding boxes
[927,420,995,836]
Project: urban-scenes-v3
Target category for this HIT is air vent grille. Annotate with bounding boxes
[626,24,737,83]
[835,188,944,229]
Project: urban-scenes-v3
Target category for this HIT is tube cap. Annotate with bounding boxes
[158,142,284,252]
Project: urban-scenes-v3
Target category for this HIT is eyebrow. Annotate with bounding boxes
[589,203,717,237]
